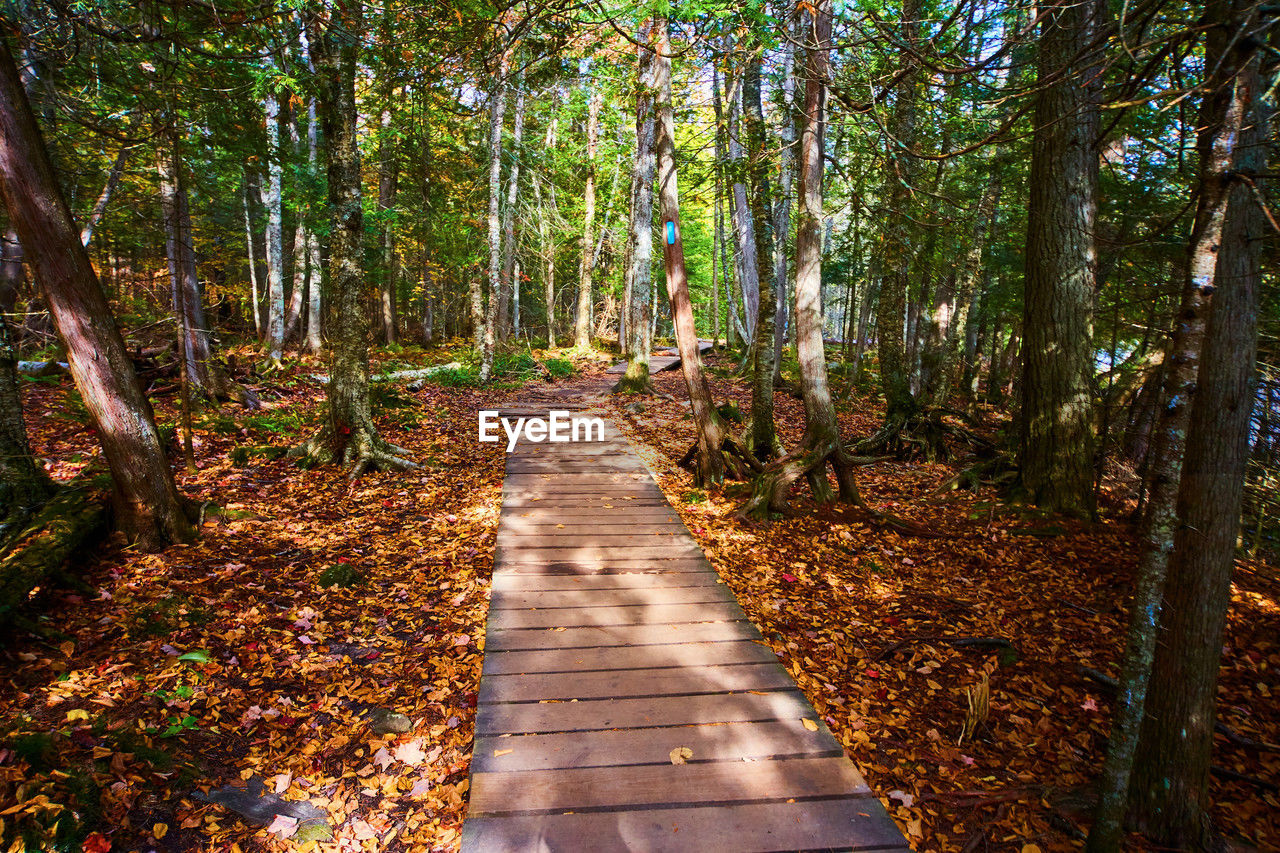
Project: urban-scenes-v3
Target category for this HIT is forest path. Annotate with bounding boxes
[460,410,909,852]
[605,339,716,375]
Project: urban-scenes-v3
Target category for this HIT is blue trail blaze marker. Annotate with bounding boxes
[666,221,676,245]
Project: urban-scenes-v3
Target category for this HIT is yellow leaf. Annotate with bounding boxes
[669,746,693,765]
[493,748,513,757]
[801,718,819,731]
[59,641,74,657]
[66,709,89,723]
[1021,847,1042,853]
[927,679,943,691]
[153,823,169,839]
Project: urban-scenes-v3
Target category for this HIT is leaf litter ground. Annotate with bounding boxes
[1,346,1277,852]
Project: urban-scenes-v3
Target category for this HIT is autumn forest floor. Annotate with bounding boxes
[1,342,1277,853]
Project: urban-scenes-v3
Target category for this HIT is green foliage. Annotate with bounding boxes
[129,596,209,637]
[318,563,364,589]
[229,445,288,466]
[543,357,575,379]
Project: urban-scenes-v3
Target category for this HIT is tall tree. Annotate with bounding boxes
[1018,0,1101,516]
[743,49,777,462]
[654,16,731,486]
[1125,13,1268,846]
[478,35,509,382]
[0,39,194,549]
[295,2,415,474]
[575,81,602,349]
[263,55,286,367]
[499,75,526,339]
[617,19,657,393]
[744,0,862,517]
[1088,5,1264,847]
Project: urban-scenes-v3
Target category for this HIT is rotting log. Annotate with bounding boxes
[0,487,108,618]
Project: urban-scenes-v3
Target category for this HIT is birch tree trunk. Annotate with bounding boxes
[654,17,728,486]
[79,144,128,248]
[574,85,601,349]
[242,176,262,338]
[479,46,508,382]
[617,21,657,393]
[724,43,759,343]
[772,18,798,375]
[305,96,323,353]
[264,64,286,367]
[499,78,526,339]
[377,103,398,345]
[0,40,194,549]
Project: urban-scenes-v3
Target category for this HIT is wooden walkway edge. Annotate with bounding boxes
[462,412,910,852]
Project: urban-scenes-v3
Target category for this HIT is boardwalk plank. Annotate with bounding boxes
[484,620,755,651]
[493,601,746,629]
[480,640,780,674]
[490,574,727,592]
[468,756,871,812]
[460,799,910,853]
[477,662,793,703]
[474,690,813,735]
[490,585,735,608]
[471,719,840,772]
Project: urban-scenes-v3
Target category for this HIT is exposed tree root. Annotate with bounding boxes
[741,431,939,537]
[0,486,109,619]
[855,406,993,463]
[936,453,1019,493]
[289,423,419,479]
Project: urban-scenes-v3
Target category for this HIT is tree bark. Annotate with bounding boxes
[296,2,414,475]
[79,144,128,248]
[500,77,526,340]
[377,99,399,345]
[617,20,657,393]
[744,0,862,518]
[874,0,923,429]
[744,54,777,460]
[263,62,286,366]
[654,17,728,486]
[1017,0,1101,516]
[575,84,601,350]
[0,40,194,550]
[241,176,262,338]
[724,38,759,343]
[1122,10,1267,847]
[479,47,509,382]
[772,18,798,378]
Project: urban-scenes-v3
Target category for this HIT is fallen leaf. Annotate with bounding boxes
[266,813,298,838]
[669,746,693,764]
[801,719,819,731]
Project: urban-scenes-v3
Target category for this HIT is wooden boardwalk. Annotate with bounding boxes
[606,340,715,375]
[462,412,909,852]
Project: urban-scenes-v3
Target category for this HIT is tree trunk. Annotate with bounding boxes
[654,18,728,486]
[617,20,657,393]
[744,54,777,460]
[479,52,508,382]
[724,39,759,343]
[263,66,286,367]
[744,0,861,518]
[296,2,414,475]
[500,78,526,340]
[575,85,601,350]
[874,0,923,428]
[241,177,262,338]
[1121,11,1266,848]
[1018,0,1101,516]
[772,18,798,377]
[79,144,128,248]
[0,40,194,550]
[377,101,399,346]
[925,168,1000,407]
